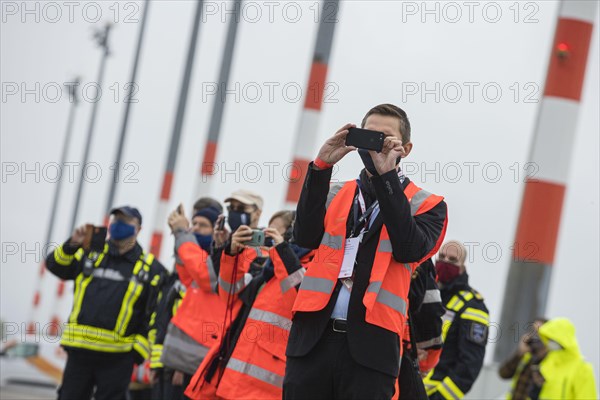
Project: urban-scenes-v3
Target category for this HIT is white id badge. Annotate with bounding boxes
[339,236,361,278]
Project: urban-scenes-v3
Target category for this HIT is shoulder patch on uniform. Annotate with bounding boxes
[468,322,488,345]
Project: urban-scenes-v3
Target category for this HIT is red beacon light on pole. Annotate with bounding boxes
[556,42,570,59]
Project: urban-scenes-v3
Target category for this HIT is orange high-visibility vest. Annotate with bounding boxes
[172,242,226,349]
[186,245,307,400]
[217,246,268,301]
[292,180,446,338]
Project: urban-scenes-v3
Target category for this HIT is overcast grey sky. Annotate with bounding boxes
[1,0,598,385]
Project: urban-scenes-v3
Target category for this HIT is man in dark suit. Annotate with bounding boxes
[283,104,448,399]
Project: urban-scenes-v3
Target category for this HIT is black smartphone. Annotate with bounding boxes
[84,224,107,252]
[345,127,385,152]
[216,216,226,230]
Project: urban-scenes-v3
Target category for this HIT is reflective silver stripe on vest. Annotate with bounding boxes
[206,256,218,292]
[423,289,442,304]
[226,358,283,388]
[299,276,335,294]
[367,281,407,315]
[162,324,210,358]
[92,268,126,281]
[175,231,197,250]
[249,247,262,258]
[441,381,461,400]
[404,263,412,274]
[320,232,343,250]
[410,189,431,216]
[417,335,443,349]
[326,183,344,209]
[218,275,246,294]
[280,268,306,293]
[379,240,392,253]
[248,308,292,331]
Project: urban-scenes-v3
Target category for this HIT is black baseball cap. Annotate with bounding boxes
[110,206,142,225]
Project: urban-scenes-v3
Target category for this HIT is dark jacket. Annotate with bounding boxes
[46,239,167,359]
[409,259,445,356]
[427,273,489,399]
[201,242,308,384]
[288,165,448,377]
[149,272,184,369]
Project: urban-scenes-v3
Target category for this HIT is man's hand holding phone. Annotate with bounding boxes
[315,123,357,168]
[369,136,405,175]
[70,225,87,247]
[213,215,230,248]
[168,203,190,233]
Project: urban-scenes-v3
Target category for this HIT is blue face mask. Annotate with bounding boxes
[264,237,274,248]
[109,220,136,240]
[194,233,213,252]
[228,211,251,232]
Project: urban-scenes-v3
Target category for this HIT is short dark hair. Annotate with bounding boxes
[193,197,223,214]
[361,103,411,144]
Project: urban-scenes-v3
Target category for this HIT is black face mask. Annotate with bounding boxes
[264,237,274,247]
[358,149,402,176]
[358,149,379,176]
[228,211,251,232]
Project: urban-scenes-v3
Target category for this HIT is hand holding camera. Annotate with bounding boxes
[213,215,230,248]
[315,123,357,166]
[230,225,253,255]
[369,136,405,175]
[70,225,88,247]
[263,227,284,247]
[168,203,190,233]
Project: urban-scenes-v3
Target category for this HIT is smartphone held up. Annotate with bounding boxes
[345,127,385,153]
[83,224,107,252]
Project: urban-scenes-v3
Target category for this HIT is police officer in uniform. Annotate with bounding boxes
[424,240,490,400]
[46,206,166,400]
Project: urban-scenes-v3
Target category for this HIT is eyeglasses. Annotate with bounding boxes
[227,204,256,213]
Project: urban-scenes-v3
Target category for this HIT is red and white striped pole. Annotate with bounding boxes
[284,0,340,208]
[47,280,70,336]
[27,80,80,335]
[149,1,204,258]
[495,0,597,359]
[26,263,46,335]
[193,0,242,200]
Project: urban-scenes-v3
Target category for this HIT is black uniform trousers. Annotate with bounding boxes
[58,348,134,400]
[284,321,396,400]
[150,369,191,400]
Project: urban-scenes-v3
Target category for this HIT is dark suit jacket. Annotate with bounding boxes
[286,165,447,377]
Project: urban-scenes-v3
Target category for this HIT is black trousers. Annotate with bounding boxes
[283,323,396,400]
[151,369,191,400]
[58,349,134,400]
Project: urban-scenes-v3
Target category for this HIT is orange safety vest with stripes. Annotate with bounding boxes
[292,179,445,339]
[171,239,226,349]
[186,245,311,400]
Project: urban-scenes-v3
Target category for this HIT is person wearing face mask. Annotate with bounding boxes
[45,206,167,400]
[284,104,448,400]
[219,189,268,278]
[185,211,313,400]
[498,318,548,400]
[422,240,490,400]
[148,203,227,400]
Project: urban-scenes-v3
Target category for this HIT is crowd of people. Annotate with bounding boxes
[45,104,597,400]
